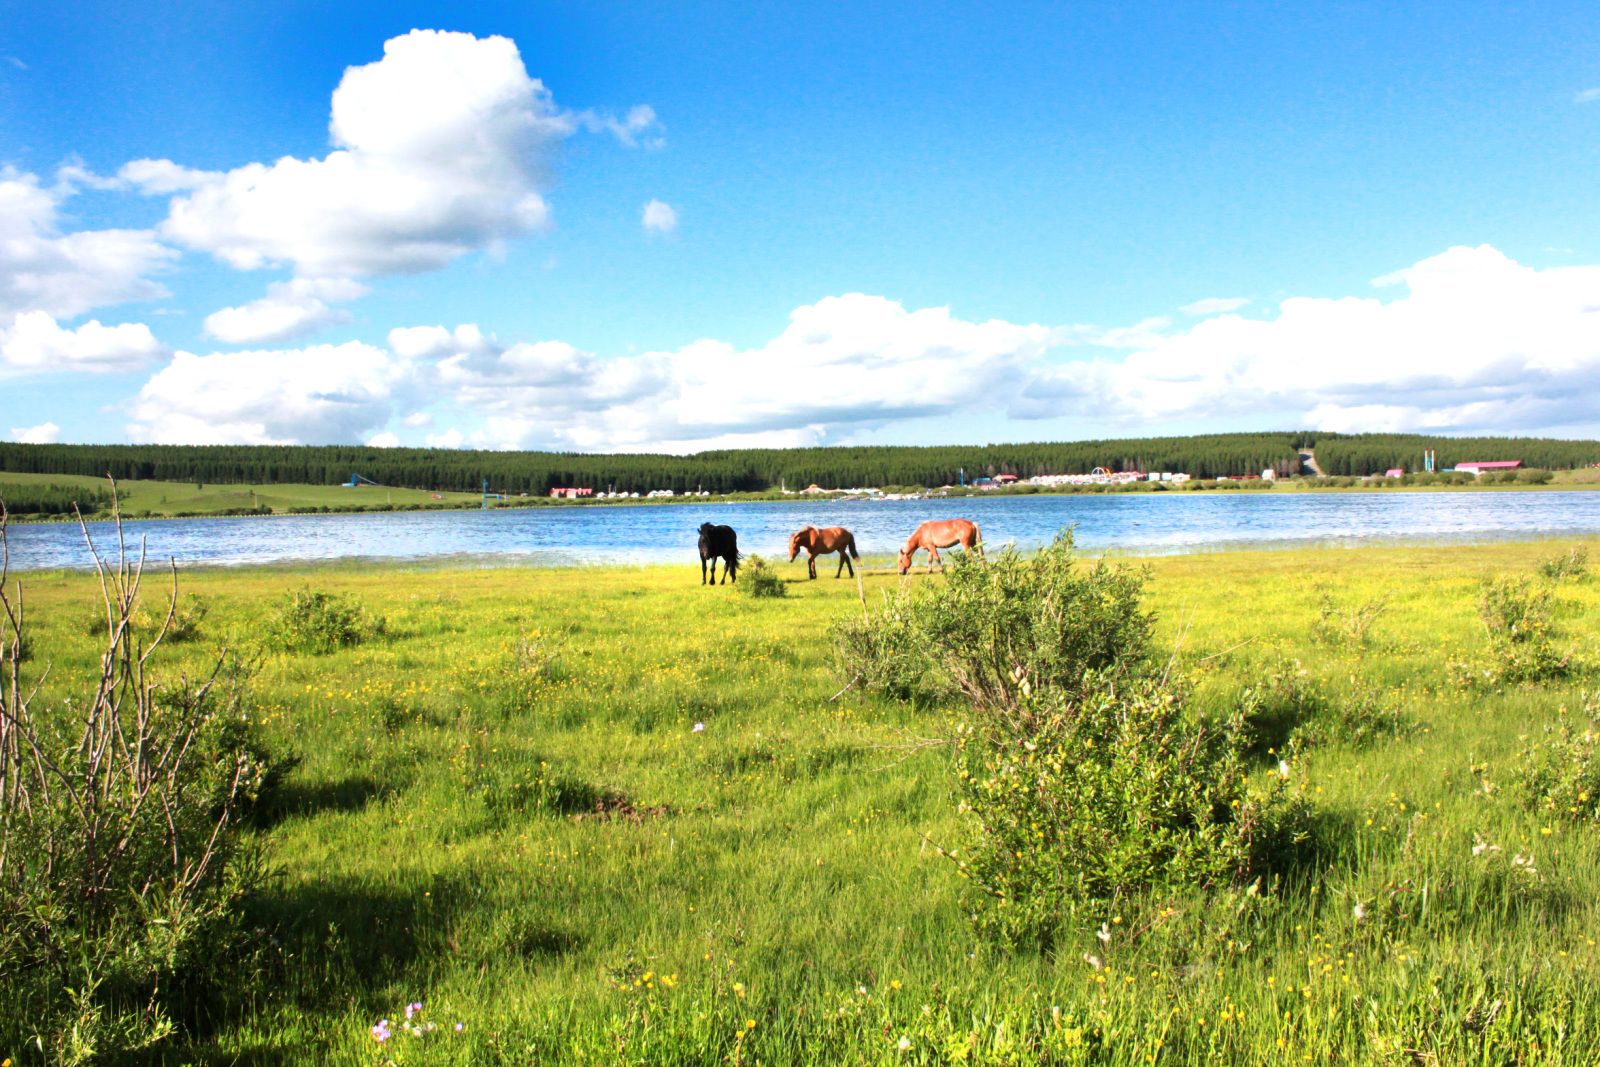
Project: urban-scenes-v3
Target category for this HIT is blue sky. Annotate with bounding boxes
[3,2,1599,451]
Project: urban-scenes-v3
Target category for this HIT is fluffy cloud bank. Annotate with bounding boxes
[203,278,369,344]
[127,342,406,444]
[1022,245,1600,436]
[410,293,1055,451]
[114,245,1600,449]
[1,310,165,376]
[9,421,61,444]
[122,30,656,288]
[0,168,174,320]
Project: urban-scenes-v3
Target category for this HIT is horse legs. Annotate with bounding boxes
[702,556,709,585]
[808,552,818,580]
[837,552,852,578]
[928,545,941,573]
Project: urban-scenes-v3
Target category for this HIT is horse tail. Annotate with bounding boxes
[847,533,860,559]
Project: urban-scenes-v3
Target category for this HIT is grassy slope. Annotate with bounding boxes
[9,539,1600,1064]
[0,471,486,515]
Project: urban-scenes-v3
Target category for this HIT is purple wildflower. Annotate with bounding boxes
[405,1001,424,1020]
[371,1019,391,1042]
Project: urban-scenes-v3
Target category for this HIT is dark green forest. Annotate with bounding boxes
[1,433,1597,495]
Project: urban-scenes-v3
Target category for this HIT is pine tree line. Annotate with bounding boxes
[1,433,1596,495]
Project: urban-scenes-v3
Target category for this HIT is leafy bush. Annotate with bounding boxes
[1514,693,1600,825]
[264,587,384,653]
[1451,576,1570,687]
[831,590,940,705]
[1,512,270,1062]
[1312,591,1388,648]
[117,593,210,643]
[904,533,1153,716]
[1539,546,1589,582]
[1291,677,1416,750]
[948,678,1314,947]
[737,554,787,598]
[842,533,1315,946]
[1237,661,1326,754]
[1518,468,1554,485]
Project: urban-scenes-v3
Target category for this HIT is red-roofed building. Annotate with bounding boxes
[1455,461,1522,476]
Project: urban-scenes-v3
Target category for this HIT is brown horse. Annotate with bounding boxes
[787,526,860,579]
[898,518,982,574]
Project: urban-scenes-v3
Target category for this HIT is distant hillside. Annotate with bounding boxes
[2,433,1597,495]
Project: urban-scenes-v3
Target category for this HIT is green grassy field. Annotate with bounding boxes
[6,538,1600,1064]
[0,470,490,516]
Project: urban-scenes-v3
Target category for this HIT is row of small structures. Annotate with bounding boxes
[552,458,1528,499]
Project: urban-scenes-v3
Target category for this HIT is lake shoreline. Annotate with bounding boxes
[6,474,1598,526]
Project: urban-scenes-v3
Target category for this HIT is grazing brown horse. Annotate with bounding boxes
[787,526,860,579]
[898,518,982,575]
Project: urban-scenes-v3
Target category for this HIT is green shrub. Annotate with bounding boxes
[1312,590,1389,648]
[1518,468,1554,485]
[831,588,942,705]
[907,533,1153,715]
[1237,661,1326,754]
[1291,677,1416,750]
[1451,576,1571,687]
[264,588,384,653]
[1539,546,1589,582]
[846,533,1315,947]
[1514,693,1600,825]
[737,554,787,598]
[1,520,269,1062]
[948,675,1315,948]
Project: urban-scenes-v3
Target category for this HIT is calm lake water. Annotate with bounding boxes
[6,491,1600,572]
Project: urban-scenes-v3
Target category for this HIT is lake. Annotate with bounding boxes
[6,491,1600,572]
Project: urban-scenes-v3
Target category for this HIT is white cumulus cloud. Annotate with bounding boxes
[121,30,658,280]
[1,310,165,376]
[1180,296,1249,316]
[425,428,465,449]
[421,293,1052,452]
[109,244,1600,449]
[127,341,408,444]
[9,421,60,444]
[0,168,175,320]
[365,431,401,448]
[1019,245,1600,435]
[642,199,678,234]
[203,278,369,344]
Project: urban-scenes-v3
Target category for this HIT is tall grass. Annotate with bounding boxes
[2,539,1598,1063]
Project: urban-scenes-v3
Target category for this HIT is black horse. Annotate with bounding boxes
[698,523,740,585]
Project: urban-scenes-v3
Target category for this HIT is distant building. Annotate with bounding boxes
[994,473,1019,485]
[1262,468,1278,481]
[1385,468,1404,478]
[1456,461,1523,476]
[549,487,593,499]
